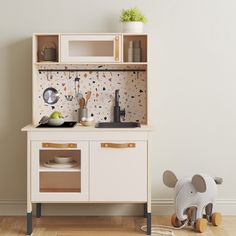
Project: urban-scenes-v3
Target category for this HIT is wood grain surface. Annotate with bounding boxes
[0,215,235,235]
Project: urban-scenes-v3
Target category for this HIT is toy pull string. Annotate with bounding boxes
[140,220,188,236]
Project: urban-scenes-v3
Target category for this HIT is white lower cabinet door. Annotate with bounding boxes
[90,141,147,202]
[31,141,89,202]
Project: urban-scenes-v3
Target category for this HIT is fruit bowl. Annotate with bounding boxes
[48,118,64,126]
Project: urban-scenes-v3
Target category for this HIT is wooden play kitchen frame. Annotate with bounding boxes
[22,33,151,235]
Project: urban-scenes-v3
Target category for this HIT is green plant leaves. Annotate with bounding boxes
[120,7,147,23]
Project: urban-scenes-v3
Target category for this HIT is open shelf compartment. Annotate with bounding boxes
[123,35,147,63]
[35,34,59,63]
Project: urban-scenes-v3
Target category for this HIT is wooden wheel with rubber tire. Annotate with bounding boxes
[171,214,183,227]
[195,218,207,233]
[211,212,222,226]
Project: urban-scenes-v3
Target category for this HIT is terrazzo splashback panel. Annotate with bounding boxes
[36,64,147,123]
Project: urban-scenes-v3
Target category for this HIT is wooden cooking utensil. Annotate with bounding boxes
[85,91,92,108]
[79,97,86,108]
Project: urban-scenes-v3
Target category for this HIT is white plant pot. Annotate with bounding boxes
[122,22,143,33]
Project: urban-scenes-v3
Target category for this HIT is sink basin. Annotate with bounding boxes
[95,122,140,128]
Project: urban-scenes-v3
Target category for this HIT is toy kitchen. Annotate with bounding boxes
[22,33,151,235]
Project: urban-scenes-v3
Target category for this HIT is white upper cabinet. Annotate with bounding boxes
[60,34,122,63]
[33,33,148,64]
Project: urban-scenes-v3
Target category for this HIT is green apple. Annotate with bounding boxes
[50,111,63,119]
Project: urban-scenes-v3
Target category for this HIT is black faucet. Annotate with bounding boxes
[114,89,125,122]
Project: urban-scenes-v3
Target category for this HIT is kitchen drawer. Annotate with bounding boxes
[90,141,147,202]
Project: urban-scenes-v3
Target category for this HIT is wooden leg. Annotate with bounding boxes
[147,213,151,235]
[36,203,41,218]
[27,212,32,235]
[144,203,147,218]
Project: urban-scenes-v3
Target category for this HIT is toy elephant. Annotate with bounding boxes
[163,170,223,233]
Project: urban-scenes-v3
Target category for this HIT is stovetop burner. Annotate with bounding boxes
[36,121,77,128]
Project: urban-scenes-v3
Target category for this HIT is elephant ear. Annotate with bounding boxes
[163,170,178,188]
[192,174,207,193]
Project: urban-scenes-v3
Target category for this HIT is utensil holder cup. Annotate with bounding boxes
[78,108,88,122]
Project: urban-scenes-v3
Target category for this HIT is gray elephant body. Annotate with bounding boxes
[174,175,217,221]
[163,171,222,222]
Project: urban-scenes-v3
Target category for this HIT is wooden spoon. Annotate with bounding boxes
[79,97,86,109]
[85,91,92,108]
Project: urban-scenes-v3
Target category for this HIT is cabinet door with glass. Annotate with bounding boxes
[60,34,122,63]
[31,141,89,202]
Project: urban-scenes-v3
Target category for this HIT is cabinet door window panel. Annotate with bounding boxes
[39,149,81,193]
[60,34,121,62]
[69,41,113,57]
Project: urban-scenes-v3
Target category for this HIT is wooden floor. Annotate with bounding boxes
[0,215,235,236]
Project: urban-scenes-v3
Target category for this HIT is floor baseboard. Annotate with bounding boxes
[0,199,235,216]
[152,199,236,216]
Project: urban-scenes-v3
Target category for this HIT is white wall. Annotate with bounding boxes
[0,0,236,215]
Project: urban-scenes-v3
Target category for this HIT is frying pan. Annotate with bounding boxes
[43,87,59,104]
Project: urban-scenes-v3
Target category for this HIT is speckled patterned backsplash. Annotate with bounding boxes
[35,64,147,123]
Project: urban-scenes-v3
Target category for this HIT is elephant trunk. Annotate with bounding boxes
[174,199,189,222]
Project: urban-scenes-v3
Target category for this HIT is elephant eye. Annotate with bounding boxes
[190,191,193,194]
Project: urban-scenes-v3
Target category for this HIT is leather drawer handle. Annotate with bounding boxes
[42,143,77,148]
[114,35,120,62]
[101,143,136,148]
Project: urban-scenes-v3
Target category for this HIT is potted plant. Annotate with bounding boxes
[120,7,147,33]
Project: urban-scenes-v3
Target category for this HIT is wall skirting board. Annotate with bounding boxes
[1,199,236,216]
[151,199,236,216]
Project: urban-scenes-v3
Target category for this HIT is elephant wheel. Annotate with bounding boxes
[195,218,207,233]
[211,212,222,226]
[171,214,184,227]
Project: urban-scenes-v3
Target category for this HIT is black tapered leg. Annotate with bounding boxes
[147,213,151,235]
[144,203,148,218]
[36,203,41,218]
[27,212,32,235]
